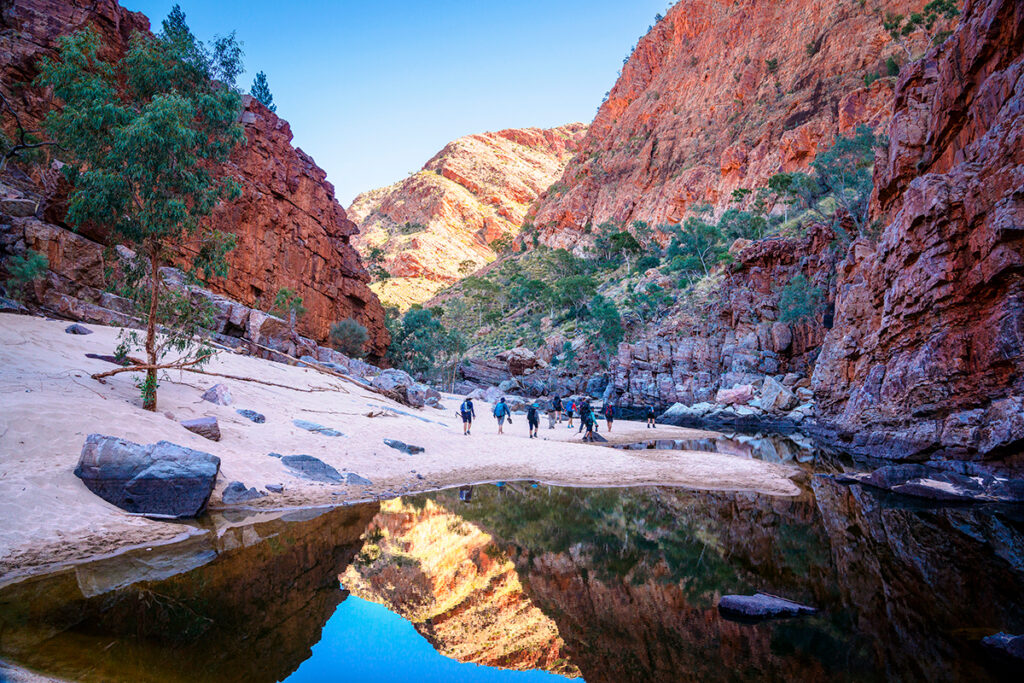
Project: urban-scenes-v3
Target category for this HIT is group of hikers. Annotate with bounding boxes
[458,394,658,441]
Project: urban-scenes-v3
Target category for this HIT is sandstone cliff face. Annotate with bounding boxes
[349,124,586,307]
[811,0,1024,461]
[530,0,931,249]
[0,0,388,360]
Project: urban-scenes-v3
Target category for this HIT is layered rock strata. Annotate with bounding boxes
[349,124,585,307]
[811,0,1024,461]
[530,0,933,249]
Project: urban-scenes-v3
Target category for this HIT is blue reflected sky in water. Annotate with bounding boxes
[284,594,576,683]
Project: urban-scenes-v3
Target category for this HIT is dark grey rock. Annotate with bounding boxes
[236,409,266,424]
[718,593,816,620]
[74,434,220,518]
[65,323,93,335]
[201,383,233,406]
[280,454,344,483]
[181,416,221,442]
[221,481,266,504]
[345,472,373,486]
[265,483,284,493]
[384,438,425,455]
[0,295,28,314]
[293,419,344,437]
[981,632,1024,661]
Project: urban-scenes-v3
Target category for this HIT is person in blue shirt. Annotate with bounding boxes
[459,397,476,436]
[493,397,512,434]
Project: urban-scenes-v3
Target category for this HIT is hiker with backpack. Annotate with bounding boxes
[603,402,616,432]
[552,395,563,423]
[493,397,512,434]
[459,397,476,436]
[565,400,575,429]
[527,402,540,439]
[646,404,657,429]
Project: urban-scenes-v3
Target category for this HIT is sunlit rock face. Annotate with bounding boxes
[341,498,581,677]
[811,0,1024,460]
[0,504,378,683]
[530,0,933,250]
[0,0,389,360]
[348,124,586,308]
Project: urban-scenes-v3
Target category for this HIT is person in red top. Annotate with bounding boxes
[603,403,616,432]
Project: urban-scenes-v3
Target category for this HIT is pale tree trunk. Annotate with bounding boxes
[143,247,160,411]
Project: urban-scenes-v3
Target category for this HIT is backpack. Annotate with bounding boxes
[527,406,538,421]
[493,402,508,417]
[460,400,472,414]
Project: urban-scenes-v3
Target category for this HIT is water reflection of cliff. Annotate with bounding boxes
[0,504,377,683]
[359,483,1024,682]
[342,498,580,677]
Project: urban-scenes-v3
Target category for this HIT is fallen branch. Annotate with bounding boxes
[91,357,206,381]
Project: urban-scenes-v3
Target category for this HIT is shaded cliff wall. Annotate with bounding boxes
[811,0,1024,461]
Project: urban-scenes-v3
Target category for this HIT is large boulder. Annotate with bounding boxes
[74,434,220,518]
[371,368,417,393]
[718,593,816,620]
[760,376,798,413]
[715,384,754,405]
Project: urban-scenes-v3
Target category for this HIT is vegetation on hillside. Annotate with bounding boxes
[425,126,880,366]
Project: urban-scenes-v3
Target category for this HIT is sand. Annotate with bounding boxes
[0,313,801,583]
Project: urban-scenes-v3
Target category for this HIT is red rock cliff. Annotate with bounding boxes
[811,0,1024,461]
[0,0,389,360]
[349,124,586,308]
[530,0,932,249]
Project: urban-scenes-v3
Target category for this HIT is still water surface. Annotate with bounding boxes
[1,437,1022,682]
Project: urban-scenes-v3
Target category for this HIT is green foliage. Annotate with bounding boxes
[272,287,305,329]
[886,55,901,76]
[883,1,960,59]
[386,307,466,379]
[457,259,477,276]
[329,318,369,358]
[863,70,881,86]
[4,249,48,301]
[624,282,673,325]
[765,57,779,73]
[491,234,514,254]
[366,246,389,281]
[809,123,879,238]
[806,40,820,57]
[36,6,245,411]
[777,273,823,323]
[399,221,425,235]
[250,70,276,112]
[551,274,598,317]
[587,294,623,356]
[664,209,726,279]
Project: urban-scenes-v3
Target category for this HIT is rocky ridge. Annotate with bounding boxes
[529,0,934,250]
[0,0,388,359]
[349,124,586,308]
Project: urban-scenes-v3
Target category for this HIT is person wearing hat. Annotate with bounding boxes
[526,402,540,439]
[459,396,476,435]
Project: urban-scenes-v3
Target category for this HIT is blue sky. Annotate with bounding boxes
[122,0,670,205]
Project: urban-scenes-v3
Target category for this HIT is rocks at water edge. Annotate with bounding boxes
[74,434,220,518]
[833,464,1024,503]
[759,376,798,412]
[271,453,373,486]
[201,384,233,406]
[221,481,266,504]
[718,593,817,620]
[981,632,1024,662]
[64,323,92,335]
[236,409,266,423]
[265,483,284,493]
[293,419,345,437]
[181,416,221,442]
[384,439,425,455]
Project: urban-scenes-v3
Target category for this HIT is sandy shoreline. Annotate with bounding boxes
[0,314,802,582]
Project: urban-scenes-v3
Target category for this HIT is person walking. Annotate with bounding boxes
[459,397,476,435]
[493,397,512,434]
[578,400,591,434]
[603,402,616,432]
[646,404,657,429]
[581,404,597,442]
[552,395,563,423]
[565,400,575,429]
[527,402,540,439]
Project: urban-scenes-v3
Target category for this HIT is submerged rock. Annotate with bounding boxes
[236,409,266,423]
[201,384,233,406]
[981,632,1024,662]
[835,464,1024,503]
[293,419,344,437]
[181,416,221,442]
[718,593,817,620]
[221,481,266,504]
[64,323,93,335]
[74,434,220,518]
[384,438,425,455]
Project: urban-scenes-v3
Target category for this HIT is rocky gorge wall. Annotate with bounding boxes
[530,0,932,249]
[811,0,1024,462]
[0,0,389,360]
[349,124,586,308]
